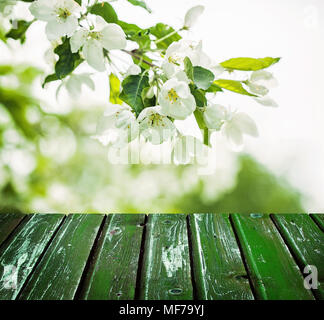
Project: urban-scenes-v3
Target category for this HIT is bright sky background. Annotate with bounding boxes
[1,0,324,211]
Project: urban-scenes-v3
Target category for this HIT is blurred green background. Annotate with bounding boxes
[0,64,304,214]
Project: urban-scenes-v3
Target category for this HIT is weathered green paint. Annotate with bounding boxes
[19,214,104,300]
[80,214,145,300]
[272,214,324,299]
[0,213,25,247]
[0,214,64,300]
[231,214,314,300]
[189,214,254,300]
[139,214,193,300]
[311,214,324,232]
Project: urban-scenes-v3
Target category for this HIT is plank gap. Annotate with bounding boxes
[309,214,324,233]
[134,214,148,300]
[270,214,318,300]
[229,214,257,300]
[186,214,198,300]
[74,214,108,300]
[15,214,67,300]
[0,214,28,250]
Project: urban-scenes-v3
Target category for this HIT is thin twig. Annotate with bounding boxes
[122,49,155,67]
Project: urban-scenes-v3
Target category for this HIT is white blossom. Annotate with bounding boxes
[246,70,278,107]
[65,73,95,98]
[0,0,16,16]
[203,104,227,130]
[93,104,139,148]
[70,16,126,71]
[124,64,141,77]
[159,78,196,120]
[184,5,204,29]
[137,106,175,145]
[221,111,258,148]
[29,0,81,40]
[162,39,221,79]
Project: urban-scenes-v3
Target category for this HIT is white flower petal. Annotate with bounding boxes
[29,0,56,21]
[246,81,269,96]
[100,23,127,51]
[45,16,78,40]
[184,5,205,29]
[232,113,258,137]
[162,61,176,79]
[222,123,244,147]
[203,104,227,130]
[83,39,105,71]
[254,96,278,107]
[65,73,95,97]
[70,29,88,53]
[125,64,141,77]
[62,0,82,14]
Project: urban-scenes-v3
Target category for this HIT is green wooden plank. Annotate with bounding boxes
[139,214,193,300]
[311,214,324,232]
[189,214,254,300]
[231,213,314,300]
[272,214,324,299]
[80,214,145,300]
[19,214,104,300]
[0,214,64,300]
[0,213,25,247]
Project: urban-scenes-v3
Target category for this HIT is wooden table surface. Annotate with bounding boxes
[0,213,323,300]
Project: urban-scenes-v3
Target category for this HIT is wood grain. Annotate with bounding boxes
[19,214,103,300]
[138,214,193,300]
[0,214,64,300]
[232,213,314,300]
[189,214,254,300]
[272,214,324,299]
[80,214,145,300]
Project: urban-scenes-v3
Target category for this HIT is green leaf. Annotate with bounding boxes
[109,73,123,105]
[126,0,152,13]
[119,74,149,116]
[117,21,151,49]
[193,66,214,90]
[206,83,223,93]
[150,23,181,50]
[90,2,118,24]
[189,85,206,108]
[213,79,257,96]
[54,38,83,79]
[184,57,193,81]
[6,20,33,44]
[74,0,82,5]
[42,74,58,88]
[220,57,281,71]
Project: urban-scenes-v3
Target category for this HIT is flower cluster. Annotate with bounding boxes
[1,0,280,161]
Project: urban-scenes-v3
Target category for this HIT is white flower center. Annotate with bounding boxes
[168,55,181,65]
[90,31,103,41]
[56,7,71,20]
[149,113,165,127]
[167,88,179,104]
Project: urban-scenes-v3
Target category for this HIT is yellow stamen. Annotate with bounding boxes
[149,113,163,126]
[57,8,71,20]
[167,88,179,104]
